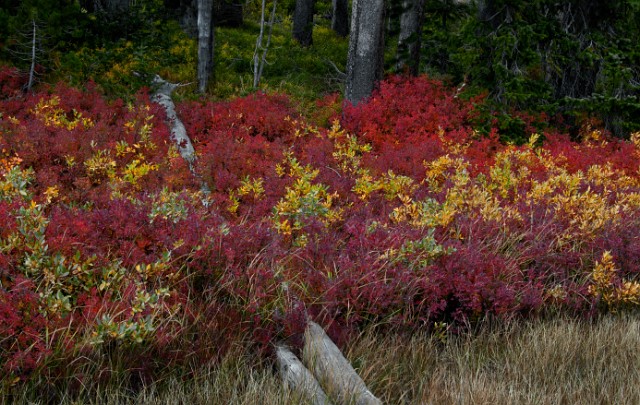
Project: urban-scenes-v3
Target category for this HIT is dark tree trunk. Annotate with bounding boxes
[293,0,314,47]
[165,0,242,37]
[214,1,243,27]
[396,0,424,75]
[27,20,37,92]
[331,0,348,37]
[345,0,385,105]
[169,0,198,37]
[197,0,215,93]
[108,0,130,11]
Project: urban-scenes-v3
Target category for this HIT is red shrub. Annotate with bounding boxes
[4,74,640,388]
[0,66,26,99]
[0,276,52,377]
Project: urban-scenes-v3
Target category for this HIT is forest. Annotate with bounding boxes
[1,0,640,403]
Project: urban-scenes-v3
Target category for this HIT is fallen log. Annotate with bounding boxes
[151,75,196,167]
[303,321,382,405]
[150,74,211,197]
[276,344,333,405]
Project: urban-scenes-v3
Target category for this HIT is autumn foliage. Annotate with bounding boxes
[2,68,640,392]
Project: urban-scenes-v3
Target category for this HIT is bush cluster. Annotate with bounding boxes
[2,68,640,393]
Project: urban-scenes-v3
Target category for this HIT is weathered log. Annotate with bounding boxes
[276,345,333,405]
[151,75,196,166]
[151,74,211,197]
[303,321,382,405]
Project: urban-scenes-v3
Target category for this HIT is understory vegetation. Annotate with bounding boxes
[1,1,640,402]
[2,66,640,401]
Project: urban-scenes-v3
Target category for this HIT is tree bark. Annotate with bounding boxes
[345,0,385,105]
[197,0,215,93]
[396,0,424,75]
[331,0,348,37]
[293,0,314,47]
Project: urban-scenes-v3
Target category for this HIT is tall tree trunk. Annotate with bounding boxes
[345,0,385,105]
[331,0,348,37]
[165,0,243,37]
[253,0,277,88]
[396,0,424,75]
[27,20,37,92]
[197,0,215,93]
[174,0,199,37]
[293,0,314,47]
[214,1,243,27]
[107,0,130,11]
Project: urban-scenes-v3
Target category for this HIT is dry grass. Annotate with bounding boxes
[347,313,640,404]
[6,314,640,404]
